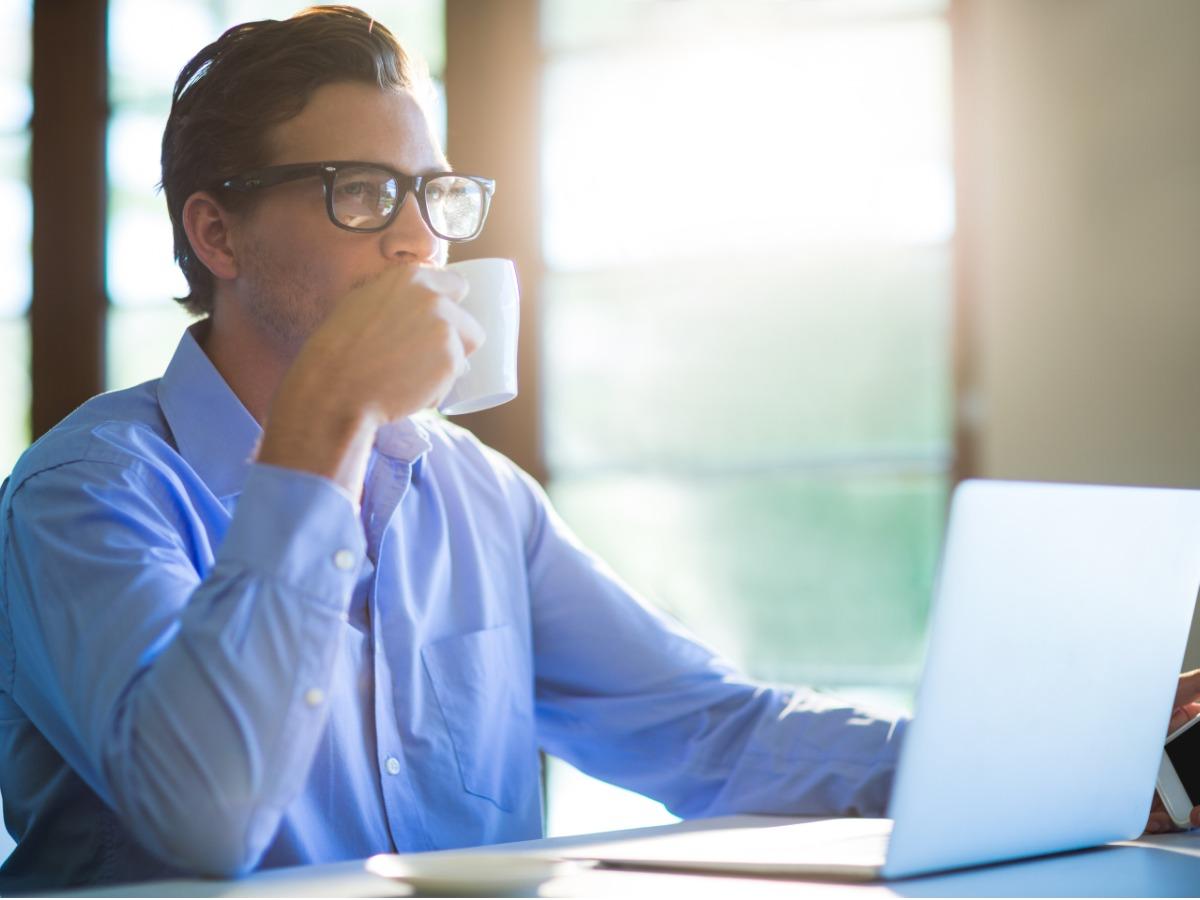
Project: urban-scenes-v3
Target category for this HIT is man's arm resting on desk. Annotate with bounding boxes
[488,456,908,819]
[2,457,363,876]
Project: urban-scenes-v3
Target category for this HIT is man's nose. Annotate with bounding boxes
[380,192,441,263]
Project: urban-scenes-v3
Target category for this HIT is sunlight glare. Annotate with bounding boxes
[543,19,952,270]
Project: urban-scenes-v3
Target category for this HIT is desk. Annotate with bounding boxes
[72,816,1200,897]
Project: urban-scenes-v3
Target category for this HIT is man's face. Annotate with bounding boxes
[227,81,449,356]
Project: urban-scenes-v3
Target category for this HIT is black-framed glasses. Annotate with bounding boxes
[219,162,495,241]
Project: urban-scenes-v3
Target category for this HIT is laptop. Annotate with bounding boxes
[563,479,1200,880]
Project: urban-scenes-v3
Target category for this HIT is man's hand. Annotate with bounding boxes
[1145,669,1200,834]
[258,265,484,495]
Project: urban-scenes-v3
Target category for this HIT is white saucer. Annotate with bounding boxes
[365,852,586,897]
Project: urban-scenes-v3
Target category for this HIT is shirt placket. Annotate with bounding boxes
[361,452,434,850]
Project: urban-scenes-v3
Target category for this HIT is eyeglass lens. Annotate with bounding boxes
[331,166,484,238]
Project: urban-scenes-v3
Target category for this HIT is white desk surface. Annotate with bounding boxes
[69,815,1200,898]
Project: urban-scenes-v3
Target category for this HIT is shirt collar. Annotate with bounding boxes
[157,325,262,500]
[157,325,433,499]
[377,416,434,466]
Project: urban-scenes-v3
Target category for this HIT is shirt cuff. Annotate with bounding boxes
[216,463,366,610]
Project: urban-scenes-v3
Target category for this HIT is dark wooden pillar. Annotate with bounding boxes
[444,0,545,483]
[31,0,108,437]
[950,0,979,485]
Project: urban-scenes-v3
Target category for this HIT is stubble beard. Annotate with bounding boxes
[238,236,332,360]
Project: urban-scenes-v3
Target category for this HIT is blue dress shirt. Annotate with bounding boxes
[0,327,906,890]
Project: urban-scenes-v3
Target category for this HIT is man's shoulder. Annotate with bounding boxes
[7,380,174,492]
[415,416,550,544]
[420,413,482,452]
[419,414,528,485]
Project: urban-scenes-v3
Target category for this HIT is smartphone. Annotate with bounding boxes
[1157,714,1200,828]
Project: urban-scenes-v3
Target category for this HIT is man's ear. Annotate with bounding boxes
[182,191,241,281]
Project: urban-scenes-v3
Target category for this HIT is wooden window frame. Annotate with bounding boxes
[31,0,108,439]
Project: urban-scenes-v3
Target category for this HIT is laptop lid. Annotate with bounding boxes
[883,479,1200,878]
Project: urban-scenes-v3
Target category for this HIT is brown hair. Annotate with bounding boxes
[161,5,422,316]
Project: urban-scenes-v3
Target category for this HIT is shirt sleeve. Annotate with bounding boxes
[1,457,365,877]
[510,467,907,819]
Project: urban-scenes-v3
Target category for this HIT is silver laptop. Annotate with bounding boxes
[564,480,1200,880]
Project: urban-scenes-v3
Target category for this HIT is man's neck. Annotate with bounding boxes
[198,306,293,426]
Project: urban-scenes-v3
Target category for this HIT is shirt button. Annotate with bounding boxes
[385,756,401,776]
[332,549,356,571]
[304,688,324,707]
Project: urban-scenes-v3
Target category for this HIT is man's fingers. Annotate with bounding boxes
[1168,702,1200,735]
[413,265,469,304]
[1143,796,1200,834]
[1174,669,1200,707]
[1146,810,1176,834]
[440,298,486,357]
[462,314,486,357]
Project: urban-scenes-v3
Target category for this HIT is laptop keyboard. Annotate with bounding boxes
[567,819,893,869]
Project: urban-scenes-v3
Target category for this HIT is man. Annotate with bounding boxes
[0,7,905,890]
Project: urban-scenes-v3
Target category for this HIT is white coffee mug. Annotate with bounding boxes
[438,258,520,416]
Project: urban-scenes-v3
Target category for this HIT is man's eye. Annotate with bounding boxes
[426,183,446,203]
[341,181,370,197]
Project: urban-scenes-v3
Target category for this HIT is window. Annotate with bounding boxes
[0,0,31,477]
[540,0,952,832]
[106,0,447,391]
[0,0,30,871]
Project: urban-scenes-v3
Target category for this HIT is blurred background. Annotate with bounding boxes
[2,0,1198,851]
